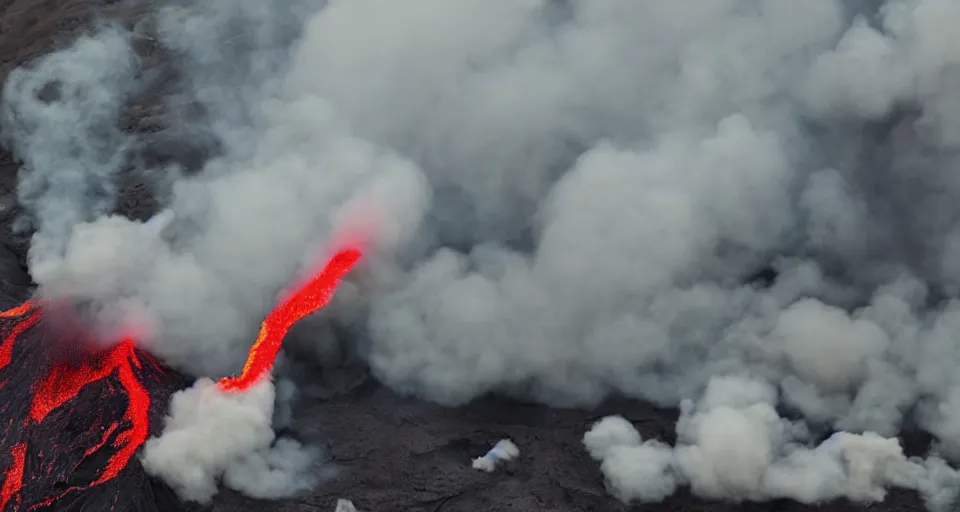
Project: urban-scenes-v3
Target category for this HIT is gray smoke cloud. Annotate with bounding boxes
[0,25,139,276]
[6,0,960,508]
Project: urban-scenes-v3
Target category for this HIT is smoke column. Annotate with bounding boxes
[7,0,960,508]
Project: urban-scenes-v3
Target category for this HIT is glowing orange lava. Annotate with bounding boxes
[29,337,150,486]
[0,442,25,511]
[0,310,39,372]
[0,302,151,510]
[217,247,364,392]
[0,241,362,509]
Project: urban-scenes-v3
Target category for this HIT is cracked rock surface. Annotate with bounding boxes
[0,1,933,512]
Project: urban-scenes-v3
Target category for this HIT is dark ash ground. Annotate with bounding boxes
[0,1,934,511]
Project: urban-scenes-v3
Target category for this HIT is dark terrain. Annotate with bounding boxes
[0,1,933,511]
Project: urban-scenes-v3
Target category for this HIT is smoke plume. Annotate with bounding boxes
[7,0,960,508]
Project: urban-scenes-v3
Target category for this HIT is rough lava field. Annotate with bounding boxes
[1,1,960,511]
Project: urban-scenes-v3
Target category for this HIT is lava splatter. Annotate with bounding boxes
[217,246,364,392]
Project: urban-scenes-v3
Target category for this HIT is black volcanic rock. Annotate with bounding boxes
[0,295,199,512]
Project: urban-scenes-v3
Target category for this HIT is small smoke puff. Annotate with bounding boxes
[582,415,641,461]
[141,378,276,504]
[335,499,359,512]
[472,439,519,472]
[601,440,677,503]
[471,456,496,473]
[492,439,519,459]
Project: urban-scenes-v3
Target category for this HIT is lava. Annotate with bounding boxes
[0,302,156,511]
[217,246,364,392]
[29,337,151,485]
[0,310,38,372]
[0,443,25,511]
[0,243,362,510]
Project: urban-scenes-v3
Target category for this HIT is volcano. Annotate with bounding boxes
[0,242,362,512]
[0,300,192,512]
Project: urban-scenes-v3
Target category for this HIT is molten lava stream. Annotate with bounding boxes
[0,301,153,511]
[29,337,151,484]
[0,245,361,510]
[218,246,364,392]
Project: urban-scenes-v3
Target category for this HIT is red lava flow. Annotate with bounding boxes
[0,300,152,511]
[29,337,151,485]
[0,310,38,371]
[217,246,364,392]
[0,442,25,510]
[0,244,362,510]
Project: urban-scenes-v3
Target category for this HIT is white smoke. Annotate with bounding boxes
[584,376,960,509]
[2,0,431,504]
[140,378,274,503]
[141,376,331,503]
[0,25,139,275]
[7,0,960,509]
[7,2,432,376]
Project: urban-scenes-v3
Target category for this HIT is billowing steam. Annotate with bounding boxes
[584,379,960,508]
[5,0,960,508]
[141,378,329,503]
